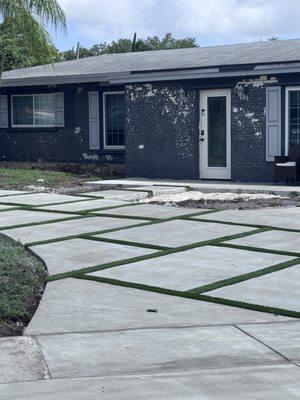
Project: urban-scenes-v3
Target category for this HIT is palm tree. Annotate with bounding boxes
[0,0,66,79]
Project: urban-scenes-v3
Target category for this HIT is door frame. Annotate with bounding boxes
[199,89,231,180]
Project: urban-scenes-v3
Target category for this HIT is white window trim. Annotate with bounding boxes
[11,93,63,128]
[285,86,300,155]
[103,91,125,150]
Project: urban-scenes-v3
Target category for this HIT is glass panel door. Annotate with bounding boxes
[199,89,231,180]
[207,96,227,167]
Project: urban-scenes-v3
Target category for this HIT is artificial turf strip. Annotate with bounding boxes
[0,191,36,198]
[75,274,300,320]
[81,235,170,251]
[0,214,92,231]
[24,219,156,247]
[23,210,222,247]
[0,197,96,208]
[186,257,300,295]
[213,242,300,258]
[85,208,221,222]
[0,207,20,212]
[34,202,148,215]
[91,213,158,221]
[47,227,267,282]
[187,217,300,233]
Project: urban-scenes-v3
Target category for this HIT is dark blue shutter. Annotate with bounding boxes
[55,93,64,127]
[0,95,8,128]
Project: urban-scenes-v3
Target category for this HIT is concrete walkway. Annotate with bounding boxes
[0,188,299,399]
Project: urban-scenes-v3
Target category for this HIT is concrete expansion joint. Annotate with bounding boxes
[233,325,292,364]
[33,336,53,380]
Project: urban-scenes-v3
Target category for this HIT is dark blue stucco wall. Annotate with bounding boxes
[0,83,125,164]
[231,77,275,182]
[125,82,199,180]
[125,76,289,183]
[1,73,300,182]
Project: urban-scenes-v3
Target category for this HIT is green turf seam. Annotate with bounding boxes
[0,207,21,212]
[47,250,161,282]
[178,209,222,219]
[74,274,300,319]
[34,201,147,214]
[187,257,300,294]
[25,219,156,247]
[213,242,300,258]
[80,235,171,251]
[187,217,300,233]
[0,192,35,198]
[90,213,158,221]
[81,208,221,222]
[46,227,266,281]
[23,210,222,247]
[0,214,91,231]
[0,197,97,208]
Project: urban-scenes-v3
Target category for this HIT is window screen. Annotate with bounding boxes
[104,93,125,147]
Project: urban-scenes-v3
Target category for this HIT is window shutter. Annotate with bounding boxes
[0,95,8,128]
[266,86,281,161]
[55,92,64,127]
[88,91,100,150]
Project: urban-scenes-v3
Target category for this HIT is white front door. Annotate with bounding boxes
[199,89,231,180]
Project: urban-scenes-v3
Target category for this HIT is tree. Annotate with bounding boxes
[58,33,199,61]
[0,0,66,78]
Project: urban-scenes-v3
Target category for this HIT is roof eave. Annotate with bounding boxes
[2,64,300,88]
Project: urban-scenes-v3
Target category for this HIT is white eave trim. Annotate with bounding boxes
[2,64,300,87]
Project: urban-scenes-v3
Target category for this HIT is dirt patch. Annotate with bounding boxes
[149,192,300,210]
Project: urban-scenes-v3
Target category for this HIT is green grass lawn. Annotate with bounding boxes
[0,167,100,190]
[0,235,47,336]
[0,167,79,188]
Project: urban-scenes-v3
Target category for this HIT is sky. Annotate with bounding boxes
[53,0,300,50]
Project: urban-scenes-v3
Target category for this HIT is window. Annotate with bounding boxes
[103,92,125,148]
[288,90,300,146]
[11,93,64,128]
[286,87,300,154]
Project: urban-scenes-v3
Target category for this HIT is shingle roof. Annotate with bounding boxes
[3,38,300,86]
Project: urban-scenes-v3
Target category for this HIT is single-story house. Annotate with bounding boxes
[0,39,300,182]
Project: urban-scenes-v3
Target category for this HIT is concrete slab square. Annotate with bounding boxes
[2,216,147,245]
[197,207,300,230]
[0,189,31,196]
[36,325,283,379]
[133,185,187,196]
[208,264,300,311]
[97,219,254,247]
[30,238,155,275]
[0,209,71,228]
[0,193,87,206]
[25,278,292,335]
[90,246,292,291]
[86,190,148,200]
[0,336,49,384]
[228,229,300,253]
[38,199,127,213]
[239,322,300,364]
[94,203,208,219]
[2,365,300,400]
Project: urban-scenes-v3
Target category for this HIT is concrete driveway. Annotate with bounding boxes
[0,189,299,399]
